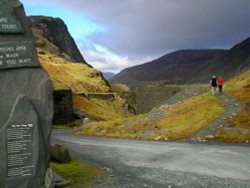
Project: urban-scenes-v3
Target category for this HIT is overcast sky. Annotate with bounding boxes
[22,0,250,73]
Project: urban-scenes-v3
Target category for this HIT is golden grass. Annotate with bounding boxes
[225,70,250,102]
[111,83,131,93]
[38,49,110,93]
[139,94,224,139]
[37,48,132,122]
[73,95,125,121]
[215,70,250,143]
[77,93,224,140]
[224,71,250,130]
[215,129,250,143]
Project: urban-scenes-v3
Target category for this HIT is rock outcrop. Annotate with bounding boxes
[29,16,88,64]
[0,0,53,187]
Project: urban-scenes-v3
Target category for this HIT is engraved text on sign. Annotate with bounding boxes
[0,42,38,69]
[6,123,35,179]
[0,4,24,33]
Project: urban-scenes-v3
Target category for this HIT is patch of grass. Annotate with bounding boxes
[111,83,136,111]
[50,159,108,188]
[73,95,126,121]
[111,83,131,93]
[52,124,73,129]
[215,129,250,143]
[38,49,110,93]
[75,118,129,137]
[225,70,250,103]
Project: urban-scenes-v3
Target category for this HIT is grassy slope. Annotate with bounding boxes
[38,50,131,120]
[41,51,132,120]
[38,49,110,93]
[76,93,224,140]
[73,95,131,121]
[215,70,250,142]
[111,83,136,110]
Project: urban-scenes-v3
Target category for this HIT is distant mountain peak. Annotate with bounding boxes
[103,72,116,80]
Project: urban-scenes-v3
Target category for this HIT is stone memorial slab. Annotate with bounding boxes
[0,1,24,33]
[0,0,53,187]
[0,95,39,187]
[0,42,39,69]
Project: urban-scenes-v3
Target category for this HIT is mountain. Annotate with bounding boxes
[110,37,250,88]
[29,16,88,64]
[192,37,250,83]
[103,72,115,79]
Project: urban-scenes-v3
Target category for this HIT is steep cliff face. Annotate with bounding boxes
[29,16,88,64]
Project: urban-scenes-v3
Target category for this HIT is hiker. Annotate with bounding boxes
[210,75,217,95]
[217,76,224,94]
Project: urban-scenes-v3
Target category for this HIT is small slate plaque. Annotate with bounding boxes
[0,95,39,186]
[0,42,39,69]
[6,123,36,179]
[0,2,24,33]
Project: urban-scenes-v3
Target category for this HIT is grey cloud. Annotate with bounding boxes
[36,0,250,58]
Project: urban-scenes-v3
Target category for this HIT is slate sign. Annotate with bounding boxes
[0,95,39,182]
[0,42,39,69]
[0,2,24,33]
[0,0,53,187]
[6,123,36,179]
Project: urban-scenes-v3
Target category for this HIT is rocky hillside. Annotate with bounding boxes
[30,16,133,122]
[29,16,88,64]
[76,70,250,143]
[111,37,250,88]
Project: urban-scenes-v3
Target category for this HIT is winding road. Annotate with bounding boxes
[52,129,250,188]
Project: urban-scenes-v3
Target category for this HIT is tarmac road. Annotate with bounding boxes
[51,129,250,188]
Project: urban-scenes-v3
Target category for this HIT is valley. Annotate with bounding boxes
[30,16,250,143]
[1,1,249,188]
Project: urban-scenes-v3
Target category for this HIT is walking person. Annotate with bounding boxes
[217,76,224,94]
[210,75,217,95]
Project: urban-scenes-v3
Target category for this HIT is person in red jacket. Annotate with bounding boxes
[217,76,224,94]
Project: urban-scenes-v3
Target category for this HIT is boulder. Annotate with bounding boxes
[140,126,159,136]
[50,144,71,163]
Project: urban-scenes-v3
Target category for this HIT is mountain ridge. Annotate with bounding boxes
[111,37,250,88]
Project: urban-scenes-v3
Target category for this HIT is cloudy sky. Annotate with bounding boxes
[22,0,250,73]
